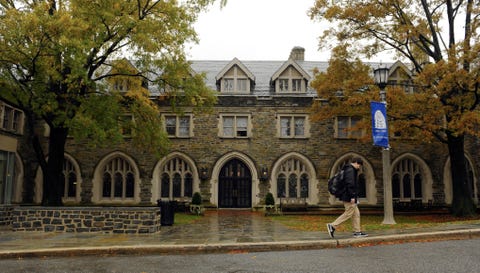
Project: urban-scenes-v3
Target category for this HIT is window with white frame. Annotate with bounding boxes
[292,79,302,92]
[278,115,308,138]
[237,79,248,92]
[277,77,305,92]
[219,114,250,138]
[164,114,192,138]
[279,79,289,92]
[219,64,251,93]
[274,65,306,93]
[221,77,250,92]
[223,78,234,92]
[160,157,193,199]
[1,104,24,134]
[101,157,135,200]
[335,116,363,139]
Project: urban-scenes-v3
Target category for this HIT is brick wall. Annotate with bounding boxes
[11,207,161,233]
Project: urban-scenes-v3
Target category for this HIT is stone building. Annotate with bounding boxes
[1,47,479,212]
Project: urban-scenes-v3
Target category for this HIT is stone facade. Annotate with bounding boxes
[1,48,479,215]
[0,205,13,226]
[11,207,161,233]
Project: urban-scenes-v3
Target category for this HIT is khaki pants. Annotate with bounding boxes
[331,202,361,232]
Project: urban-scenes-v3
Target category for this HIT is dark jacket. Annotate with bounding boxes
[339,164,358,202]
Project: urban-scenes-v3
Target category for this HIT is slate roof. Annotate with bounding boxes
[189,60,330,97]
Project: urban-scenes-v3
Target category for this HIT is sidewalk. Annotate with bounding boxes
[0,210,479,259]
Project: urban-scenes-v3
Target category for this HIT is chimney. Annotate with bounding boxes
[289,46,305,61]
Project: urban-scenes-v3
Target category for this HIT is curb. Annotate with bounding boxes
[336,228,480,247]
[0,229,479,259]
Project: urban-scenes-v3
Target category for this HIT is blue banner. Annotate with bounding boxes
[371,101,389,148]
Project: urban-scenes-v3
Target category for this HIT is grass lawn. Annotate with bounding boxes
[172,211,480,233]
[268,214,480,232]
[174,212,203,225]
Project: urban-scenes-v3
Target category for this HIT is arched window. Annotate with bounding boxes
[184,173,193,197]
[159,157,194,199]
[277,174,286,198]
[466,160,475,199]
[276,158,309,198]
[358,173,366,198]
[288,174,297,197]
[161,173,169,198]
[62,158,77,198]
[392,174,400,198]
[392,158,423,200]
[300,174,309,198]
[102,157,135,200]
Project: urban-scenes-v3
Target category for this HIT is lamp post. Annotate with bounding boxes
[373,67,396,225]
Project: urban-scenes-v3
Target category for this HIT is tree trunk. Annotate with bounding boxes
[42,126,69,206]
[447,133,476,216]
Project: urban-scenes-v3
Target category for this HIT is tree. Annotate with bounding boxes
[0,0,222,206]
[310,0,480,216]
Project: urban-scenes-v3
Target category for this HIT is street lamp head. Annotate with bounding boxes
[373,67,390,90]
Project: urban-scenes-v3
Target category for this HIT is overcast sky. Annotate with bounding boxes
[186,0,330,61]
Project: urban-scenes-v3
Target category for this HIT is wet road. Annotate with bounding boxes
[2,238,480,273]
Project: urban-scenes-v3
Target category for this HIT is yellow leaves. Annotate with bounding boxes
[310,46,377,130]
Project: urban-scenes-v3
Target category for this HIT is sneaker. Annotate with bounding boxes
[326,224,335,238]
[353,231,368,238]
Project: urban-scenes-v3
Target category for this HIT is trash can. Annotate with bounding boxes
[157,200,176,226]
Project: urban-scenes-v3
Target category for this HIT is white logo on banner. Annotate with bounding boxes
[374,110,387,129]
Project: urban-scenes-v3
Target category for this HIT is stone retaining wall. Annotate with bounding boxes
[0,205,13,226]
[11,207,161,233]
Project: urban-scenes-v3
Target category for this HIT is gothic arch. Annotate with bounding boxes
[270,152,318,205]
[151,152,200,204]
[34,153,82,204]
[92,151,141,204]
[391,153,433,202]
[443,154,477,205]
[210,152,260,207]
[328,153,376,205]
[12,152,24,204]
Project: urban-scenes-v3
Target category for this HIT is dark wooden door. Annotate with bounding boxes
[218,159,251,208]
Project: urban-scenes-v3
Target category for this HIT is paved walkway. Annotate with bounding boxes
[0,210,480,258]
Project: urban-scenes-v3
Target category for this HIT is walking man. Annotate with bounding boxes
[327,157,368,238]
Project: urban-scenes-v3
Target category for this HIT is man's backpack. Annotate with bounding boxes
[328,168,345,197]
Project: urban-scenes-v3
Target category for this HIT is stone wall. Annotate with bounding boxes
[11,207,161,233]
[0,205,13,226]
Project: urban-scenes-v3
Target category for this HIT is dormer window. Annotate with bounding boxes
[271,60,311,94]
[216,58,255,93]
[237,79,248,92]
[292,79,302,91]
[386,61,414,94]
[113,80,128,93]
[223,78,234,92]
[219,69,250,93]
[279,79,289,92]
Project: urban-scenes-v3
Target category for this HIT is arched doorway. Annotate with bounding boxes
[218,159,252,208]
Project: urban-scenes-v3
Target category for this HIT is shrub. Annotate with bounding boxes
[265,192,275,206]
[192,192,202,205]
